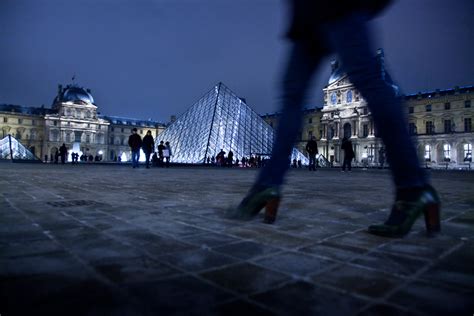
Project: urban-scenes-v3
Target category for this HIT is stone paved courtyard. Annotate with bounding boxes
[1,162,473,316]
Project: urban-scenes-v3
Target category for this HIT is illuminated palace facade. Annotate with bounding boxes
[0,84,165,162]
[263,51,473,169]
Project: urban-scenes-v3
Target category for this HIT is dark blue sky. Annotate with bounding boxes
[1,0,472,123]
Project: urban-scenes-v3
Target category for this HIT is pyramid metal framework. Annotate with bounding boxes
[156,82,308,164]
[0,135,40,161]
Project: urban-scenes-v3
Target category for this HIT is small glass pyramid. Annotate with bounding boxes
[156,82,308,164]
[0,135,40,161]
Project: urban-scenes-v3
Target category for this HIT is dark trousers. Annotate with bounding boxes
[308,154,317,171]
[144,152,151,167]
[254,13,426,189]
[131,149,140,168]
[342,156,352,171]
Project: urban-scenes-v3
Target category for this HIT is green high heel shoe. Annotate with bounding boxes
[368,185,441,238]
[226,186,281,224]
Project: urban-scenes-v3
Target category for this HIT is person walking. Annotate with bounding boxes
[305,136,318,171]
[59,143,68,164]
[227,0,440,237]
[142,130,155,169]
[128,128,142,168]
[157,141,165,167]
[164,141,172,168]
[379,147,386,169]
[341,137,354,172]
[227,150,234,167]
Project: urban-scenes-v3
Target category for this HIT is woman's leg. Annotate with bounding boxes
[254,42,325,188]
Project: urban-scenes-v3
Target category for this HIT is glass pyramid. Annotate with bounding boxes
[0,135,40,161]
[156,82,308,164]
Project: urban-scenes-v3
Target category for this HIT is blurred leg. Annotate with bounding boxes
[255,42,325,188]
[328,14,426,188]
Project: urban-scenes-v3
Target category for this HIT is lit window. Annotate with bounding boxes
[463,143,472,162]
[443,144,451,161]
[346,90,352,103]
[424,144,431,161]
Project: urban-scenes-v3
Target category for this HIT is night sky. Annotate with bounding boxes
[1,0,472,123]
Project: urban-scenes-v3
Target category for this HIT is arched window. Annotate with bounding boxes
[443,144,451,161]
[346,90,352,103]
[424,144,431,161]
[464,143,472,162]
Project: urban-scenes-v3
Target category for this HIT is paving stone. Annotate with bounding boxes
[300,241,368,262]
[254,251,336,277]
[200,262,289,294]
[357,304,418,316]
[388,280,474,316]
[0,239,63,258]
[226,225,314,249]
[157,248,238,272]
[327,231,391,251]
[251,281,367,315]
[378,234,461,259]
[125,275,232,315]
[419,243,474,290]
[313,265,403,298]
[213,299,276,316]
[92,256,181,285]
[180,231,239,248]
[350,251,428,277]
[0,274,138,316]
[0,251,84,277]
[213,240,281,260]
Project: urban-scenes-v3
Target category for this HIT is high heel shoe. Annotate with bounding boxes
[226,186,281,223]
[368,185,441,238]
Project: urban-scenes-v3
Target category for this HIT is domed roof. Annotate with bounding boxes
[61,86,94,104]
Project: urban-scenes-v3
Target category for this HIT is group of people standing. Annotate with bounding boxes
[305,136,354,172]
[128,128,171,169]
[205,150,268,168]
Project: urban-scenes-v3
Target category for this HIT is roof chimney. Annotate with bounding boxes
[170,115,176,123]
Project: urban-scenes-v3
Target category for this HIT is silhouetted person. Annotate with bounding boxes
[378,147,386,169]
[128,128,142,168]
[216,149,226,166]
[59,143,67,164]
[341,137,354,172]
[152,152,159,167]
[164,141,172,168]
[157,141,165,167]
[228,0,440,237]
[142,130,154,168]
[227,150,234,167]
[306,136,318,171]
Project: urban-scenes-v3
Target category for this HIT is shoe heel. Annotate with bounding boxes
[424,203,441,234]
[263,198,280,224]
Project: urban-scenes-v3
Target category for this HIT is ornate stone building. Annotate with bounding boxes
[0,84,166,162]
[263,50,473,169]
